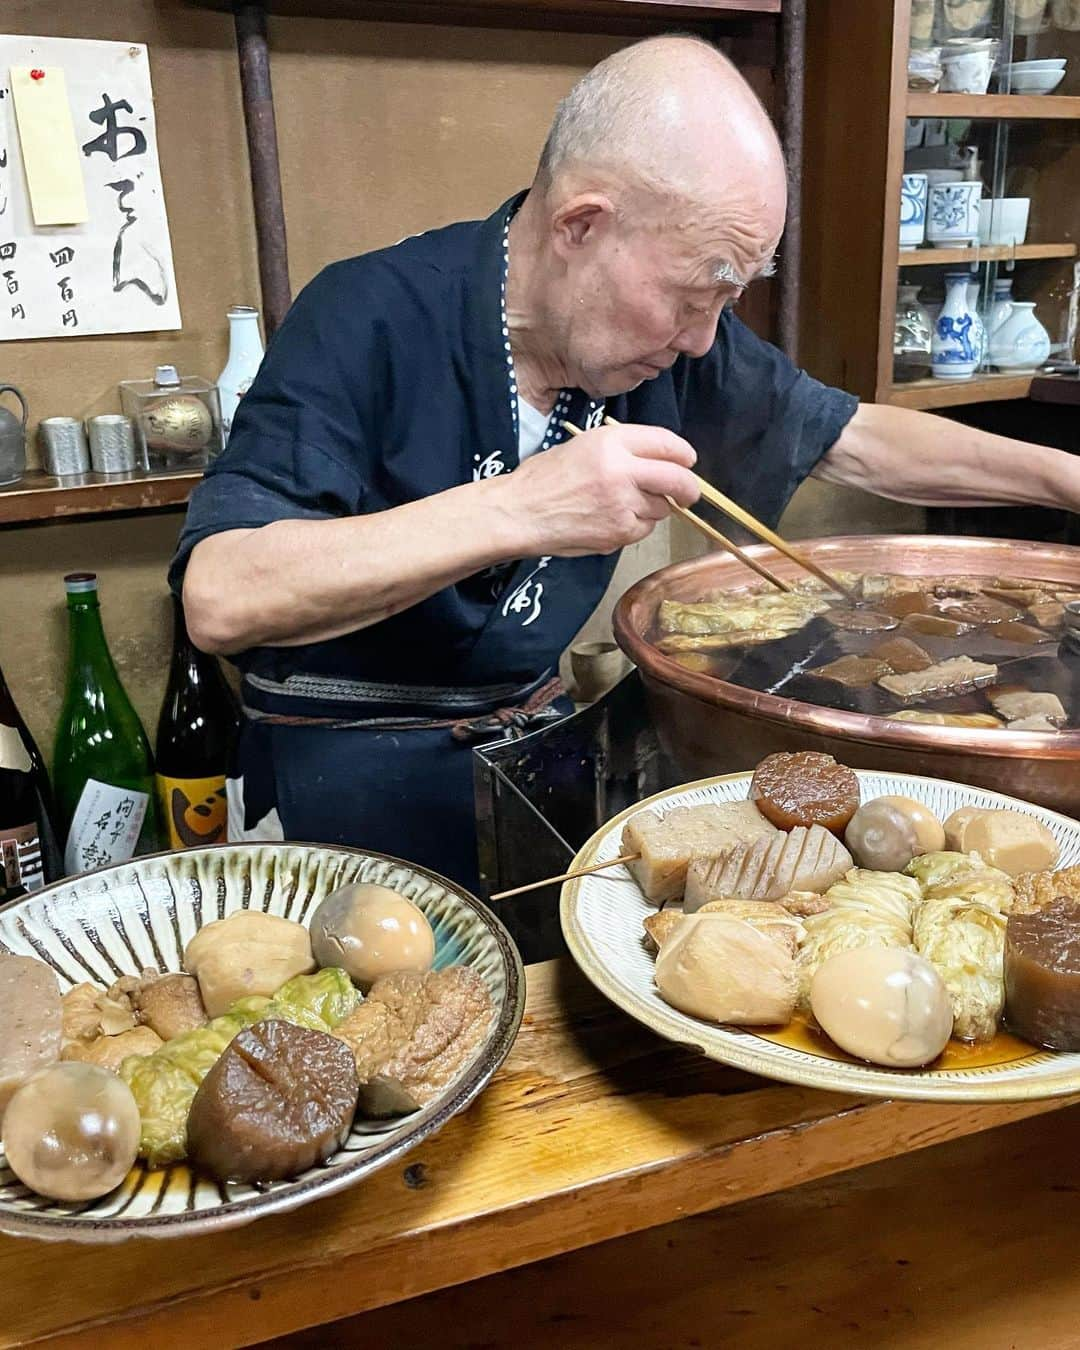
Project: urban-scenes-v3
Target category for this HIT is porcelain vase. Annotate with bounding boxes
[985,278,1014,338]
[894,285,933,382]
[988,301,1051,372]
[217,305,265,446]
[966,280,987,368]
[931,272,980,379]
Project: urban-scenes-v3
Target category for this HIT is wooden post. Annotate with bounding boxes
[234,0,292,336]
[778,0,805,361]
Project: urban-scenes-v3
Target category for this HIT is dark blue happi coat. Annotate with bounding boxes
[170,193,857,892]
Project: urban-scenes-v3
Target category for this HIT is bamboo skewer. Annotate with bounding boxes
[601,415,857,601]
[558,420,791,594]
[489,851,639,901]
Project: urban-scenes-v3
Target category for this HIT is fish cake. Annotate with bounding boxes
[749,752,860,836]
[622,801,778,905]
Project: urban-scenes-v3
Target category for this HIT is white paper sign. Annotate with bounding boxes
[64,778,149,874]
[0,35,180,341]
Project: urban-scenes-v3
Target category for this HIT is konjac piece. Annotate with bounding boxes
[1005,899,1080,1050]
[750,752,860,834]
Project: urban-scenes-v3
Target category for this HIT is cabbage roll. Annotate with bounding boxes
[796,869,921,1005]
[913,898,1007,1042]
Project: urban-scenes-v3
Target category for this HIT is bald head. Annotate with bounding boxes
[536,36,786,231]
[508,38,788,400]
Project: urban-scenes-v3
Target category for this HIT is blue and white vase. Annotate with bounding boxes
[966,280,987,368]
[989,301,1052,372]
[900,173,929,250]
[931,271,980,379]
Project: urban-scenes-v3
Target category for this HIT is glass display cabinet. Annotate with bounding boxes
[802,0,1080,412]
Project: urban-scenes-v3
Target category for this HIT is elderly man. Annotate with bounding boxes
[174,36,1079,888]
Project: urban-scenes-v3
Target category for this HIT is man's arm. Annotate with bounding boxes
[183,423,699,655]
[815,402,1080,512]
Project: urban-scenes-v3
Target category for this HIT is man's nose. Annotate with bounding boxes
[672,311,722,359]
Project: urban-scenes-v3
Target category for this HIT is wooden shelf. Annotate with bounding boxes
[898,242,1079,267]
[907,93,1080,119]
[0,469,202,527]
[187,0,779,25]
[884,372,1035,409]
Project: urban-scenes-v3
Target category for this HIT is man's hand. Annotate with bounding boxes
[493,422,701,557]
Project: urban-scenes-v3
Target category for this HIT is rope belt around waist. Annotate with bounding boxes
[240,670,567,745]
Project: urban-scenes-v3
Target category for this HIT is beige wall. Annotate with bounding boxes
[0,1,917,757]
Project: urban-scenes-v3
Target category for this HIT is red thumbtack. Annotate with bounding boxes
[29,69,45,81]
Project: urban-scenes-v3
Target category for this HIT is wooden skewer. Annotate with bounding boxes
[559,420,791,594]
[489,851,639,901]
[601,416,856,601]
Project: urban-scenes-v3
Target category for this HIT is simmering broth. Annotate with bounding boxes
[648,573,1080,732]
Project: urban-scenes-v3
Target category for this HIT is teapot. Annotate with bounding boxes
[0,385,27,486]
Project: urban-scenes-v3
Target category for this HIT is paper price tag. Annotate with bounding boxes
[10,65,89,225]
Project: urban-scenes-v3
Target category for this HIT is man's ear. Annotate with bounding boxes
[551,194,616,255]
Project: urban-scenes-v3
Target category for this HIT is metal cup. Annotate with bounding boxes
[39,417,90,477]
[87,414,137,474]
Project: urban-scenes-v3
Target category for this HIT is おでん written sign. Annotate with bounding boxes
[0,35,180,341]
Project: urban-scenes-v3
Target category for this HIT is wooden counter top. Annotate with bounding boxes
[0,958,1073,1349]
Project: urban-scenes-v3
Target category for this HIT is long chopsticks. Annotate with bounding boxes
[489,850,638,901]
[603,414,857,602]
[559,420,792,594]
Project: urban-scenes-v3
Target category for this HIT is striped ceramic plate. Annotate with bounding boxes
[0,843,523,1243]
[562,770,1080,1104]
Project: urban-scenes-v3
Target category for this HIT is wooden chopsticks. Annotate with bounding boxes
[559,420,792,594]
[602,415,857,602]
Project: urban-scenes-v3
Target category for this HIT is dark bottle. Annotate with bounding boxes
[154,595,238,850]
[54,573,159,875]
[0,663,57,901]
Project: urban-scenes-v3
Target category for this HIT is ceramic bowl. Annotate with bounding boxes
[1007,59,1067,71]
[1010,68,1067,92]
[0,843,525,1243]
[978,197,1031,246]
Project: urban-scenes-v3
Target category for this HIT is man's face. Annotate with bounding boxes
[554,201,779,398]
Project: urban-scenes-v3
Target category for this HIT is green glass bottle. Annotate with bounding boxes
[53,573,159,875]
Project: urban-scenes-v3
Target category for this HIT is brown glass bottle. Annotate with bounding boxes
[0,661,57,902]
[154,595,238,850]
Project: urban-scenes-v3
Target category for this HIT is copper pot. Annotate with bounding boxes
[614,535,1080,817]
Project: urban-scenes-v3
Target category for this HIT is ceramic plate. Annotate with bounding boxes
[562,771,1080,1104]
[0,843,523,1243]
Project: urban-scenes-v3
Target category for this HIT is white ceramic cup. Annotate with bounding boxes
[569,641,628,704]
[977,197,1031,246]
[899,173,929,249]
[940,48,995,93]
[927,181,982,247]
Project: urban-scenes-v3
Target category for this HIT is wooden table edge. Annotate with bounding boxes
[27,1087,1069,1350]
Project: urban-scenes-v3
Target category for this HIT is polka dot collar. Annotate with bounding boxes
[501,209,603,453]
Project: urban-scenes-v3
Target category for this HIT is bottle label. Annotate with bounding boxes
[1,821,44,895]
[64,779,149,875]
[0,724,32,773]
[155,774,227,850]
